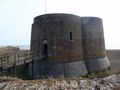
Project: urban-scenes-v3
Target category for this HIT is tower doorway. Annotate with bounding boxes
[43,44,48,55]
[42,40,48,56]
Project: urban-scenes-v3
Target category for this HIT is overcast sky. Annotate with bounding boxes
[0,0,120,49]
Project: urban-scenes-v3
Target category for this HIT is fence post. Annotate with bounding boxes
[7,55,9,63]
[14,53,16,77]
[32,53,34,79]
[24,52,27,78]
[6,55,9,76]
[18,54,19,61]
[1,57,3,76]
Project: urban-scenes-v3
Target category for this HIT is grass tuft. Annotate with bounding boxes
[85,70,111,79]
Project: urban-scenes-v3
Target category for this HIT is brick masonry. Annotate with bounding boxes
[30,14,110,78]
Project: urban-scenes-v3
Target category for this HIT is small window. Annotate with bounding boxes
[70,32,73,40]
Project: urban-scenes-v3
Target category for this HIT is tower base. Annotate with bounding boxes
[29,60,88,79]
[85,57,110,72]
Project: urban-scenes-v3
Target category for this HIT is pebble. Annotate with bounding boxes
[0,74,120,90]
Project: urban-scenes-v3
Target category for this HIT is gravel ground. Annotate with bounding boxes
[0,74,120,90]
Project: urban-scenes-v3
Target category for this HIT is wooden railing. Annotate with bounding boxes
[0,51,48,79]
[0,51,33,69]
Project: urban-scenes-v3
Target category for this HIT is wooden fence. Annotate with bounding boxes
[0,51,33,69]
[0,51,34,78]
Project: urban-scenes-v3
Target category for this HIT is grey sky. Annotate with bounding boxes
[0,0,120,49]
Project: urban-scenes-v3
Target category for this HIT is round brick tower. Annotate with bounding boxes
[30,14,88,78]
[81,17,110,72]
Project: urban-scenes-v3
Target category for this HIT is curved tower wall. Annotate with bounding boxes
[30,14,110,78]
[31,14,88,77]
[81,17,110,72]
[32,14,84,62]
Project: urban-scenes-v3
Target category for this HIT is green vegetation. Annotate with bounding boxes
[85,70,112,79]
[24,70,112,80]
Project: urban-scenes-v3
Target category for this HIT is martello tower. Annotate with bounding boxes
[30,13,110,78]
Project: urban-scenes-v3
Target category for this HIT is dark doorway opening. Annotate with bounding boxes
[42,40,48,57]
[43,44,48,55]
[70,32,73,40]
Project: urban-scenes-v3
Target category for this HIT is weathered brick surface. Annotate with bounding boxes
[31,14,108,62]
[31,14,83,62]
[81,17,106,59]
[30,14,110,77]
